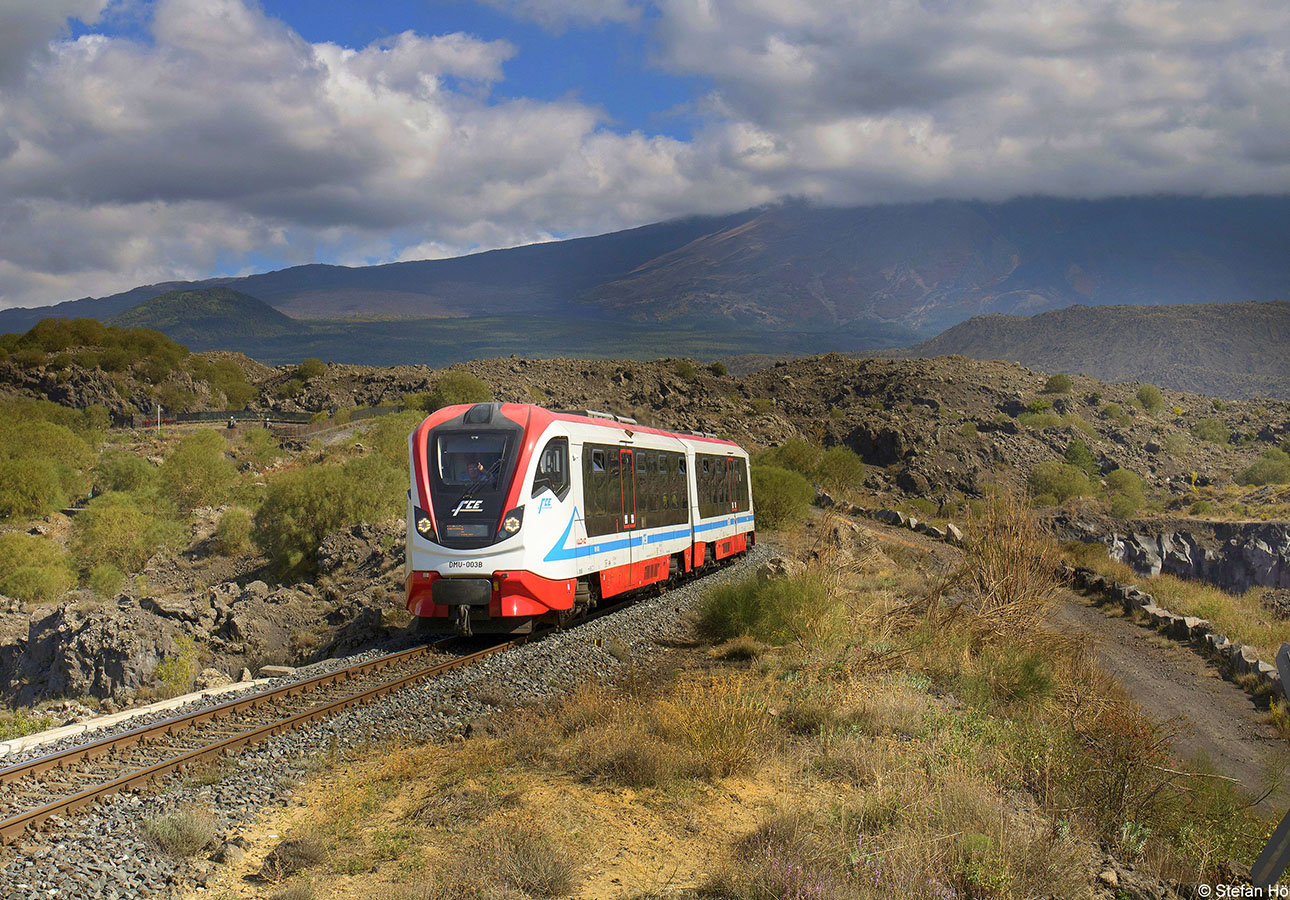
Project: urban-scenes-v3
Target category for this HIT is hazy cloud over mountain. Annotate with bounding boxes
[1,0,1288,309]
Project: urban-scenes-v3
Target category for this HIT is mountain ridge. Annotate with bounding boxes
[891,299,1290,399]
[3,196,1290,340]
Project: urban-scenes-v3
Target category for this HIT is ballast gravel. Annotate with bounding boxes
[0,545,769,900]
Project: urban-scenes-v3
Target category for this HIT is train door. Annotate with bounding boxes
[619,448,637,532]
[726,457,737,514]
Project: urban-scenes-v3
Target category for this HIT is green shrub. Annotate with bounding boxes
[278,377,304,399]
[1043,374,1073,394]
[236,428,282,468]
[673,359,698,382]
[1063,439,1098,476]
[756,438,821,477]
[428,371,492,410]
[296,357,327,381]
[159,430,236,509]
[750,398,774,415]
[13,348,46,368]
[0,457,68,519]
[1189,500,1214,515]
[73,492,183,574]
[99,346,131,372]
[88,563,124,598]
[215,508,253,556]
[0,533,75,603]
[155,384,197,413]
[1028,461,1092,504]
[959,422,978,437]
[361,411,427,469]
[402,392,433,412]
[815,446,865,494]
[1212,398,1226,411]
[1136,385,1164,414]
[907,497,937,518]
[1106,468,1143,497]
[696,573,834,645]
[709,361,728,377]
[1026,398,1053,413]
[1237,449,1290,486]
[1164,433,1190,457]
[1101,403,1130,426]
[1110,494,1140,519]
[1018,411,1062,429]
[95,451,156,493]
[253,456,404,579]
[152,636,201,699]
[1191,418,1230,445]
[750,466,814,530]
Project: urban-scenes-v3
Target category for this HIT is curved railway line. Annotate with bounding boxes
[0,560,739,851]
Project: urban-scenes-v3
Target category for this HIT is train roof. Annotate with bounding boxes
[418,403,744,451]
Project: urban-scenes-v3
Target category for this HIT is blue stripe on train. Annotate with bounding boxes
[544,511,754,563]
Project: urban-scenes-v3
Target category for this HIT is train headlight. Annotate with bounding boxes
[413,507,436,541]
[499,506,524,537]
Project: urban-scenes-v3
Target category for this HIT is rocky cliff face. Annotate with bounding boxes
[1058,516,1290,592]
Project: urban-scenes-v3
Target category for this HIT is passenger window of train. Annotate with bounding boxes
[679,458,686,475]
[591,449,605,473]
[532,438,570,499]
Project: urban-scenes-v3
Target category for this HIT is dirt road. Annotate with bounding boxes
[1053,590,1288,808]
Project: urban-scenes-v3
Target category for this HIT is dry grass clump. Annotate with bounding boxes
[141,804,217,857]
[259,836,329,881]
[712,634,767,661]
[956,488,1062,636]
[402,823,576,900]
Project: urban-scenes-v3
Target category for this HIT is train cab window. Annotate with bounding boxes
[436,432,508,487]
[591,449,605,473]
[531,437,570,499]
[679,458,686,475]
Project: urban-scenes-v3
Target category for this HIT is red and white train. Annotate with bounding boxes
[405,403,755,635]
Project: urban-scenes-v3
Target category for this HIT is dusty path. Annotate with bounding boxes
[840,512,1289,806]
[1053,590,1288,808]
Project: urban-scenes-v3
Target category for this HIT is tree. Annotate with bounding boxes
[0,533,74,603]
[1238,449,1290,486]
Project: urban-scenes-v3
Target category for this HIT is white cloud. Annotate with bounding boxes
[0,0,109,86]
[1,0,1289,309]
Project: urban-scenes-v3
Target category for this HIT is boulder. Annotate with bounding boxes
[872,509,908,527]
[258,665,296,679]
[944,522,964,545]
[757,557,805,580]
[195,668,233,690]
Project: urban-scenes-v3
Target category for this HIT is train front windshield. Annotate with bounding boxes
[435,433,509,488]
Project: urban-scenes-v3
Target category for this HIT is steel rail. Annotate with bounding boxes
[0,640,455,787]
[0,641,510,843]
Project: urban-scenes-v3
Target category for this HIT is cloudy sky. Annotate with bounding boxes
[1,0,1288,310]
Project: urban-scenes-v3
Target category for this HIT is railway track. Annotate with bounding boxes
[0,553,747,851]
[0,638,511,845]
